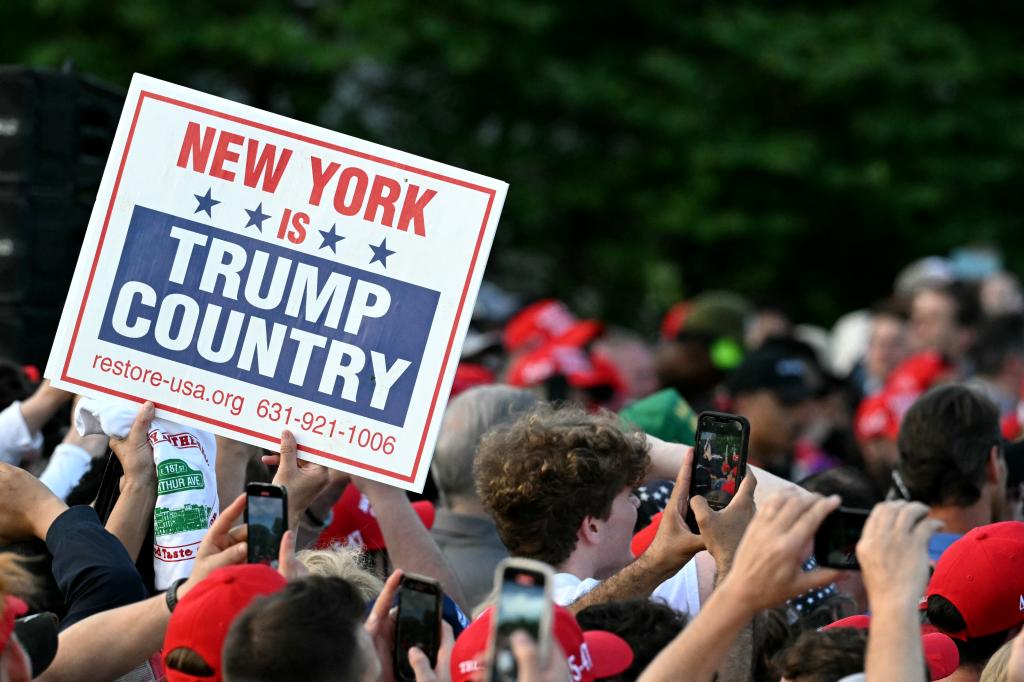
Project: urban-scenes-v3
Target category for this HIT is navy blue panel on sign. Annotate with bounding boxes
[98,205,439,427]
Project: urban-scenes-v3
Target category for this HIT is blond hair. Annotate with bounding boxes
[980,637,1015,682]
[296,544,384,602]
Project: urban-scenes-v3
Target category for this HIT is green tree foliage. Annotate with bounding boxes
[5,1,1024,329]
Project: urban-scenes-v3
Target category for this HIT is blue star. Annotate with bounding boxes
[368,239,396,268]
[193,188,220,217]
[319,224,345,253]
[244,203,271,232]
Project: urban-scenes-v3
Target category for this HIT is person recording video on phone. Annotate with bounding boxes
[475,404,809,621]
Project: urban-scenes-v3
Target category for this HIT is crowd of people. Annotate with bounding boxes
[1,250,1024,681]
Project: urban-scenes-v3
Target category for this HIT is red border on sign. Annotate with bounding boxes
[60,90,497,484]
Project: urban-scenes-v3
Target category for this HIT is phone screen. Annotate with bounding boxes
[815,507,869,570]
[395,585,440,681]
[490,568,548,682]
[247,493,286,567]
[692,415,748,509]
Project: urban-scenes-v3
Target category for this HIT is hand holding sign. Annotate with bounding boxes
[108,400,157,483]
[262,429,329,529]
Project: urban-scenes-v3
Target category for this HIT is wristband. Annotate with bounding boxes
[165,577,188,613]
[304,508,326,527]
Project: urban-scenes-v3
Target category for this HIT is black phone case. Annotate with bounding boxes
[685,411,751,533]
[813,507,870,570]
[244,484,288,564]
[393,578,442,682]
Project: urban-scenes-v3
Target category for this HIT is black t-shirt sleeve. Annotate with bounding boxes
[45,505,148,630]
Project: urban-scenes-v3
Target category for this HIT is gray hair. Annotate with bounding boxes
[432,385,537,504]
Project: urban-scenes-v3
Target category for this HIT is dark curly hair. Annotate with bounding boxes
[475,405,650,566]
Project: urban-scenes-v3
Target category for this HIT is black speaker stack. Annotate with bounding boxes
[0,66,122,369]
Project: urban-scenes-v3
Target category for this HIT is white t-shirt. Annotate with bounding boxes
[553,557,702,616]
[76,399,218,590]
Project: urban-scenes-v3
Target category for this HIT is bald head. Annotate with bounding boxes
[431,385,537,506]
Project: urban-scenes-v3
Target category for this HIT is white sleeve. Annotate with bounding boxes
[0,401,43,465]
[39,444,95,501]
[651,557,702,616]
[552,573,602,607]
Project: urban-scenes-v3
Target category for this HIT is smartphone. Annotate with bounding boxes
[245,483,288,567]
[814,507,870,570]
[394,574,443,682]
[487,558,554,682]
[686,411,750,533]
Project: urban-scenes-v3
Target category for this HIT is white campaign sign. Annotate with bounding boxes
[45,74,507,491]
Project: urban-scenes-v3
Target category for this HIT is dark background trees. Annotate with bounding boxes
[6,0,1024,331]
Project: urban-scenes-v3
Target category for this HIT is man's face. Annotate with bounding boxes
[910,289,957,355]
[866,315,908,381]
[595,487,640,578]
[739,391,810,465]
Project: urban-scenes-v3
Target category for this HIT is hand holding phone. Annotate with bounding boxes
[487,558,554,682]
[686,412,750,533]
[814,507,870,570]
[245,483,288,567]
[394,574,443,682]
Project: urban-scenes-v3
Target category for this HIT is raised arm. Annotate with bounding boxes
[39,397,109,500]
[104,401,158,561]
[18,379,73,434]
[354,476,469,611]
[638,490,841,682]
[645,434,809,502]
[37,494,251,682]
[856,501,943,682]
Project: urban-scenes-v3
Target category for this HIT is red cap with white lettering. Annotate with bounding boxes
[449,605,633,682]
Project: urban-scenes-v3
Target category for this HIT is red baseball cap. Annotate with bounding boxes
[450,605,633,682]
[506,344,625,394]
[823,615,960,680]
[925,521,1024,640]
[631,511,662,557]
[0,595,28,655]
[504,300,579,353]
[163,564,286,682]
[660,302,692,340]
[317,483,436,551]
[885,351,954,399]
[451,363,496,398]
[854,393,900,443]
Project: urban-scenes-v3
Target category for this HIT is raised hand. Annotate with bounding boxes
[691,471,757,576]
[261,430,329,529]
[108,401,156,483]
[718,490,841,611]
[856,501,943,609]
[644,447,706,571]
